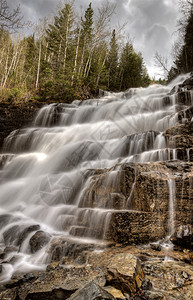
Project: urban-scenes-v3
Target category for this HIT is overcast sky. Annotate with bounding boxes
[7,0,180,78]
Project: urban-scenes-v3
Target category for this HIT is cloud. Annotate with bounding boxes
[122,0,179,75]
[7,0,180,77]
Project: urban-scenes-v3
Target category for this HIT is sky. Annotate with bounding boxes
[7,0,180,78]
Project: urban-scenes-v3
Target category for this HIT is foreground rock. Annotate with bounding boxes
[170,224,193,250]
[107,253,144,294]
[29,230,51,253]
[1,245,193,299]
[67,282,115,300]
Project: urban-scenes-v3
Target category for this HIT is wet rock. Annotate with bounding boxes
[164,121,193,149]
[46,262,60,272]
[107,253,144,294]
[0,288,18,300]
[150,243,161,251]
[104,286,125,299]
[3,225,20,245]
[141,278,153,290]
[170,225,193,250]
[110,211,166,245]
[4,246,18,253]
[0,214,11,228]
[0,102,43,151]
[29,230,51,253]
[24,273,36,281]
[142,258,193,299]
[25,288,75,300]
[0,252,5,260]
[17,224,40,246]
[76,160,193,245]
[176,91,193,106]
[48,238,96,262]
[143,291,165,300]
[0,154,15,169]
[182,75,193,88]
[67,282,115,300]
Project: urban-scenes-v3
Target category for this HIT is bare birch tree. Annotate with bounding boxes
[0,0,23,31]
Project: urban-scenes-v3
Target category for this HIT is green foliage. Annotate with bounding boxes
[46,3,74,73]
[106,29,119,90]
[81,2,93,42]
[119,44,149,90]
[0,1,150,104]
[1,87,26,103]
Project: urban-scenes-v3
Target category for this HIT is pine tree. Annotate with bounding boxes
[168,2,193,80]
[106,29,118,90]
[119,43,149,90]
[81,2,93,43]
[175,9,193,73]
[79,2,94,79]
[46,3,74,73]
[23,35,37,88]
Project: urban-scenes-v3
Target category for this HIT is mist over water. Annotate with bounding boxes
[0,73,191,282]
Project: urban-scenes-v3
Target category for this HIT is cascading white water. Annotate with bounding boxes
[0,73,191,282]
[168,178,176,236]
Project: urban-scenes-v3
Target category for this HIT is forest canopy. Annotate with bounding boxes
[0,1,150,104]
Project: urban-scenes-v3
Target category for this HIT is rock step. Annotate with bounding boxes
[110,211,167,244]
[69,225,102,239]
[3,128,161,156]
[126,147,193,163]
[164,90,193,107]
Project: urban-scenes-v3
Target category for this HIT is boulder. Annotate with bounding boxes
[25,288,75,300]
[182,74,193,88]
[107,253,144,294]
[29,230,51,253]
[143,291,166,300]
[104,286,125,299]
[67,282,115,300]
[17,224,40,247]
[150,243,161,251]
[170,225,193,250]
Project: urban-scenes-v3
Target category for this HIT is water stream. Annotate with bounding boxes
[0,74,191,282]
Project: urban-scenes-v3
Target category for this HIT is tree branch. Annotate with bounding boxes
[0,0,24,32]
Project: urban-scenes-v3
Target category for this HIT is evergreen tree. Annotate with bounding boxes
[80,2,94,79]
[106,29,119,90]
[46,3,74,73]
[175,9,193,73]
[0,1,150,103]
[23,35,37,88]
[81,2,93,43]
[119,43,150,90]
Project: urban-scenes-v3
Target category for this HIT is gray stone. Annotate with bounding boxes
[67,282,115,300]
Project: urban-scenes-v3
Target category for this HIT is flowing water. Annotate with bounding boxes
[168,178,176,237]
[0,74,192,282]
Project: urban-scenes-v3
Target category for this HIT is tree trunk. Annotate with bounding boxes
[36,41,42,90]
[71,28,80,86]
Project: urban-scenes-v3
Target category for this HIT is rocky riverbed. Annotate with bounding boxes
[1,243,193,299]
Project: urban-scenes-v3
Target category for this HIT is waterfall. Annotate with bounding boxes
[168,178,176,237]
[0,73,191,282]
